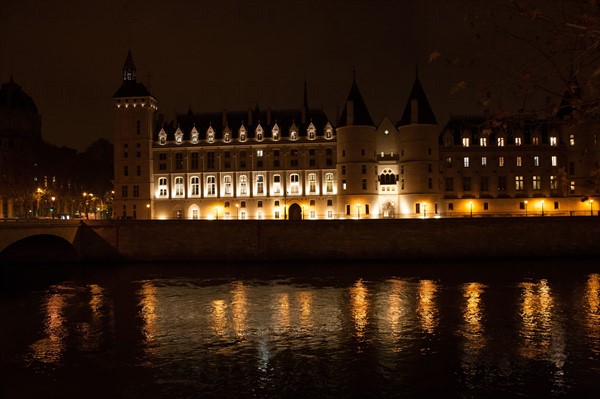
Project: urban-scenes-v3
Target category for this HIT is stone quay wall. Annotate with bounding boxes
[77,217,600,262]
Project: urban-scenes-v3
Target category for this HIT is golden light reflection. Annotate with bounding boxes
[139,281,158,343]
[519,280,554,359]
[461,282,486,352]
[79,284,108,352]
[211,299,228,337]
[29,288,68,364]
[274,293,291,331]
[386,279,407,341]
[89,284,104,317]
[231,281,248,338]
[298,291,313,330]
[350,279,369,338]
[585,274,600,352]
[417,280,438,334]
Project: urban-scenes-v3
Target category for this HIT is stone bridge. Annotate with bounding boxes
[1,217,600,264]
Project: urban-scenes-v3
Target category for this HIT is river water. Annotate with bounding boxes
[1,259,599,398]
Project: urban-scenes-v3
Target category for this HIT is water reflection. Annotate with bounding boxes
[417,280,438,334]
[139,281,158,343]
[231,281,248,339]
[585,274,600,353]
[297,291,313,331]
[350,279,369,339]
[28,286,70,364]
[519,279,566,391]
[211,299,228,337]
[461,282,486,352]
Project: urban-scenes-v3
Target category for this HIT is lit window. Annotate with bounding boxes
[516,156,522,167]
[256,175,264,194]
[533,156,539,167]
[206,176,216,196]
[550,136,557,146]
[325,173,334,193]
[445,157,452,167]
[481,157,487,167]
[273,174,281,194]
[515,137,522,146]
[551,156,557,166]
[272,124,280,141]
[159,129,167,145]
[257,149,263,157]
[191,128,199,144]
[223,175,232,195]
[290,174,300,194]
[290,131,298,140]
[499,157,504,167]
[175,128,183,144]
[463,157,470,168]
[207,126,215,143]
[497,137,505,147]
[532,136,540,145]
[480,137,487,147]
[515,176,524,190]
[570,134,575,146]
[570,181,576,193]
[190,176,200,196]
[158,177,168,197]
[307,123,316,140]
[308,173,317,193]
[550,176,558,190]
[174,176,184,197]
[533,176,541,190]
[239,175,248,195]
[462,137,470,147]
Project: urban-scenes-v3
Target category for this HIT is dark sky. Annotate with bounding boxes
[1,0,496,152]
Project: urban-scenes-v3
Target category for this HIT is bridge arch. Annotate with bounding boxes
[0,234,78,263]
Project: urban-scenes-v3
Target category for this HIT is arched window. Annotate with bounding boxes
[380,169,396,185]
[174,176,184,197]
[206,176,216,196]
[325,173,334,193]
[158,177,168,197]
[158,128,167,145]
[190,176,200,196]
[256,175,264,194]
[190,127,199,144]
[290,174,300,194]
[307,122,316,140]
[308,173,317,193]
[223,175,232,195]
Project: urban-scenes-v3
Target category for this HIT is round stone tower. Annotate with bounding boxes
[336,76,378,219]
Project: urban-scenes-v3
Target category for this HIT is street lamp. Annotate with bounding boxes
[540,200,544,216]
[524,200,528,217]
[590,199,594,216]
[146,203,151,219]
[423,203,427,219]
[356,204,360,219]
[469,201,473,218]
[51,196,56,219]
[215,207,219,220]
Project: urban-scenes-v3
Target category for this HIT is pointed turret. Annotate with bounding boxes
[337,74,374,127]
[398,70,437,126]
[113,50,153,98]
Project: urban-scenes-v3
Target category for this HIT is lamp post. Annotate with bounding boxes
[146,203,151,219]
[236,203,239,219]
[469,201,473,218]
[540,200,544,217]
[524,200,528,217]
[423,203,427,219]
[51,196,55,219]
[356,204,360,219]
[590,199,594,216]
[215,207,219,220]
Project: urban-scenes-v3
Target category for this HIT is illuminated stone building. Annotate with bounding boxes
[113,52,599,219]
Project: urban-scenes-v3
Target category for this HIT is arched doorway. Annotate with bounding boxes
[288,203,302,220]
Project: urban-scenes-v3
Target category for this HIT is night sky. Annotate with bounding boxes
[2,0,503,152]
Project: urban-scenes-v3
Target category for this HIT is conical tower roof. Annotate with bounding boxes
[337,75,374,127]
[398,71,437,126]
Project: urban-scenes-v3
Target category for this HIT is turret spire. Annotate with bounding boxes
[122,49,137,82]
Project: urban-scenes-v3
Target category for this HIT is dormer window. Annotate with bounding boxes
[158,128,167,145]
[325,123,333,139]
[239,124,247,142]
[191,126,199,144]
[272,123,280,141]
[290,131,298,140]
[532,135,540,146]
[497,136,505,147]
[307,122,316,140]
[515,136,522,146]
[174,127,183,144]
[256,124,264,141]
[207,126,215,143]
[224,128,231,143]
[462,137,470,147]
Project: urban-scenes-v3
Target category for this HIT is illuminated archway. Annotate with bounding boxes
[288,203,302,220]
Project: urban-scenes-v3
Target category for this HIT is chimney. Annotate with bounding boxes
[411,99,418,124]
[347,100,354,126]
